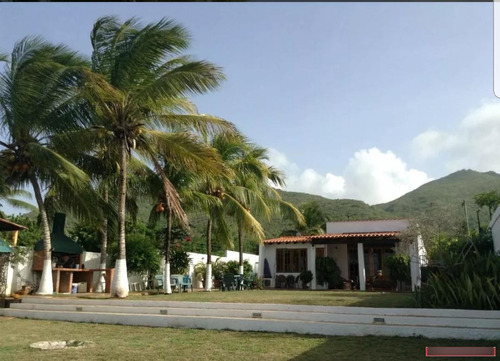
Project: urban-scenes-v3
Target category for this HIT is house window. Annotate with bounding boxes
[276,248,307,272]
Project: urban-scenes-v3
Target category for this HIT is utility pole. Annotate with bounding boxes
[476,209,482,233]
[462,200,470,236]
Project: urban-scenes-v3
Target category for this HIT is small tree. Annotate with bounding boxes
[474,190,500,220]
[315,257,341,289]
[169,249,191,275]
[385,254,410,290]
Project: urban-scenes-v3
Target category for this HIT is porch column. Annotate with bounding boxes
[409,239,421,291]
[12,230,19,247]
[309,245,316,290]
[357,242,366,291]
[258,243,264,278]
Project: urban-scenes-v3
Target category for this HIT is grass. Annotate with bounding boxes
[118,289,417,308]
[0,317,497,361]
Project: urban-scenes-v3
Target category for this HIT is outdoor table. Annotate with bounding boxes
[234,274,243,290]
[52,268,114,294]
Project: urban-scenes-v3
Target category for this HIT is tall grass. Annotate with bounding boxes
[419,251,500,310]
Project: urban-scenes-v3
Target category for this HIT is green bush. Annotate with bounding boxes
[169,249,191,275]
[420,251,500,310]
[193,261,206,281]
[299,270,313,286]
[315,257,341,289]
[385,254,410,283]
[252,275,264,290]
[225,259,253,278]
[417,229,499,310]
[212,258,227,280]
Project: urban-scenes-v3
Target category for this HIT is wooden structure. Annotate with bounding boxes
[32,213,114,293]
[52,268,114,294]
[0,217,27,246]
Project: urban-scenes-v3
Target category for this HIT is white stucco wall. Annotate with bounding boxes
[327,219,409,233]
[260,242,315,288]
[489,206,500,254]
[161,250,259,290]
[6,248,35,295]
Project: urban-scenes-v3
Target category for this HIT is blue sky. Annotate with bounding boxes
[0,3,498,214]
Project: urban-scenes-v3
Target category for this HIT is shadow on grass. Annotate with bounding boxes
[309,290,416,308]
[288,335,499,361]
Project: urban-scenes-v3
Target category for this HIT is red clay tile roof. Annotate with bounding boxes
[263,231,401,244]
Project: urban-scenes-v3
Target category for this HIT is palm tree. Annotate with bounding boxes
[0,177,36,217]
[84,16,235,297]
[0,37,91,294]
[200,133,267,290]
[224,138,305,274]
[281,201,328,236]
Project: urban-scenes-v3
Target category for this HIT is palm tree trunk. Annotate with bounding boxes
[99,186,109,268]
[31,175,53,295]
[96,187,108,293]
[205,218,212,291]
[163,208,172,294]
[111,138,129,298]
[238,223,244,275]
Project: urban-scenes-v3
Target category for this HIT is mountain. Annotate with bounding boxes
[375,170,500,227]
[14,170,500,251]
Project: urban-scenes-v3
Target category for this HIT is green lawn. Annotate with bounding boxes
[122,289,416,308]
[0,317,497,361]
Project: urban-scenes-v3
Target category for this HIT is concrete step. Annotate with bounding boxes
[10,302,500,330]
[2,297,499,340]
[20,296,500,319]
[2,307,499,340]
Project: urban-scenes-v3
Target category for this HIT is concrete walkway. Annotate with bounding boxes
[1,296,499,340]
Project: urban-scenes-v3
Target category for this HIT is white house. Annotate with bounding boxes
[488,206,500,254]
[258,219,425,291]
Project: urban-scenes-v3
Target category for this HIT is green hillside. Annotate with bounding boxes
[14,169,500,253]
[375,169,500,228]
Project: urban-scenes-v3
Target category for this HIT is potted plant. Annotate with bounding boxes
[212,259,227,289]
[299,270,313,289]
[193,262,206,288]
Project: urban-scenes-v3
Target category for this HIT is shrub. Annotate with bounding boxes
[212,258,227,280]
[315,257,341,289]
[299,270,313,286]
[252,275,264,290]
[419,251,500,310]
[169,249,191,275]
[193,262,206,281]
[385,254,410,283]
[226,259,253,278]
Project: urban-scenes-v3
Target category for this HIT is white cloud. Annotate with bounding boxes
[412,101,500,173]
[343,148,432,204]
[266,147,431,205]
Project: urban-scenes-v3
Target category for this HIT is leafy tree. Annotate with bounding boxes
[474,190,500,219]
[69,222,101,252]
[0,215,41,248]
[0,37,91,294]
[169,249,191,275]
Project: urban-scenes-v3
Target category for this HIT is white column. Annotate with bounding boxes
[410,239,421,291]
[309,245,316,290]
[357,243,366,291]
[258,244,265,279]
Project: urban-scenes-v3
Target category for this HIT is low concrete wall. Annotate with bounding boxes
[3,297,499,340]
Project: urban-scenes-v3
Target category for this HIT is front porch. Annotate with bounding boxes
[259,219,423,291]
